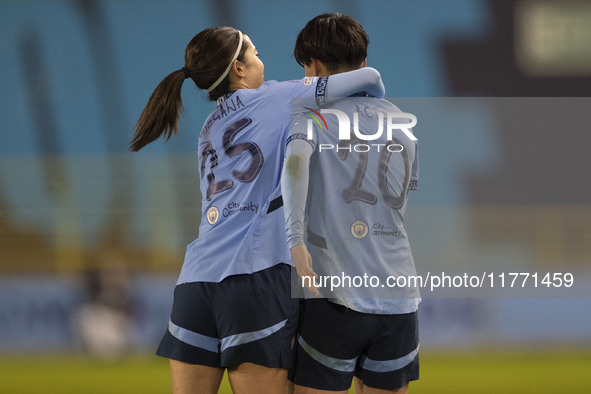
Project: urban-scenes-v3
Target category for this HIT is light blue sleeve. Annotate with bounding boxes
[266,67,385,102]
[281,116,317,248]
[324,67,385,98]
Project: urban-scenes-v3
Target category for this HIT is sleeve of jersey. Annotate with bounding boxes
[269,67,385,104]
[410,141,419,191]
[281,116,317,248]
[324,67,385,99]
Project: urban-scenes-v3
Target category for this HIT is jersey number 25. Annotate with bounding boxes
[200,118,264,201]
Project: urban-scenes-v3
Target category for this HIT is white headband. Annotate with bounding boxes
[207,31,244,92]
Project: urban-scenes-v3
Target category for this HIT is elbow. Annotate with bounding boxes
[365,67,385,97]
[365,67,382,84]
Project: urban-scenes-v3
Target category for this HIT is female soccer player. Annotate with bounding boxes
[131,26,385,394]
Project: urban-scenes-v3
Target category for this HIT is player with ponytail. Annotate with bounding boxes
[132,23,384,394]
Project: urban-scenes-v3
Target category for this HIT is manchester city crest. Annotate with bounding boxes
[206,206,219,225]
[351,220,368,239]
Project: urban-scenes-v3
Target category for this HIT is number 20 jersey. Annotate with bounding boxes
[296,97,420,314]
[177,79,325,285]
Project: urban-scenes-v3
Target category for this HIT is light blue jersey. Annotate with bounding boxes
[177,69,385,285]
[285,97,420,314]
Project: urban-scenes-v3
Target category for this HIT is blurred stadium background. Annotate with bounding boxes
[1,0,590,392]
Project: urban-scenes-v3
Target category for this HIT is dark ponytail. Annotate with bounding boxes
[130,69,186,152]
[130,26,247,152]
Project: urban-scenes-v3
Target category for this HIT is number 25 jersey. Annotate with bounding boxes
[177,78,326,285]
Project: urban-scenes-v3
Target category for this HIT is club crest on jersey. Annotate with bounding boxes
[351,220,369,239]
[206,206,219,225]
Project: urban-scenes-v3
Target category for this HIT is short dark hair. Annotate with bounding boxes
[294,13,369,72]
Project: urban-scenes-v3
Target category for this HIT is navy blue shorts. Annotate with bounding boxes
[156,263,299,369]
[289,298,419,391]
